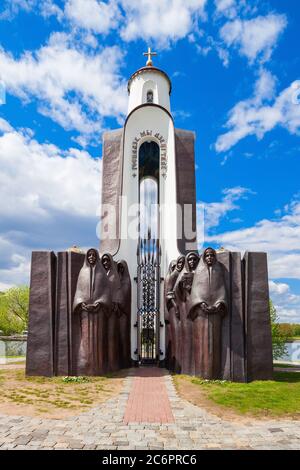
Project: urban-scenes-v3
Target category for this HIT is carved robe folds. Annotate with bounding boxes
[187,256,228,379]
[73,250,111,376]
[72,250,132,376]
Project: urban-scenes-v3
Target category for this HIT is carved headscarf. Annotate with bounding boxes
[73,248,111,313]
[187,247,228,317]
[101,253,122,305]
[174,253,199,303]
[117,260,131,316]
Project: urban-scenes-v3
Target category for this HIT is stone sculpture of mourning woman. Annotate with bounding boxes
[174,252,200,375]
[73,248,111,376]
[164,256,185,372]
[187,247,228,379]
[117,260,132,369]
[102,253,122,372]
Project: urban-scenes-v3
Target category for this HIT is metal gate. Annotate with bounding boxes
[137,232,161,364]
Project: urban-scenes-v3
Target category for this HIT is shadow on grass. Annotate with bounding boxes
[274,371,300,383]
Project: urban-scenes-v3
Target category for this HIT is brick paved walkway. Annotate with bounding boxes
[1,368,300,450]
[124,368,174,424]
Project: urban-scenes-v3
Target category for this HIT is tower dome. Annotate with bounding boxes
[127,48,172,115]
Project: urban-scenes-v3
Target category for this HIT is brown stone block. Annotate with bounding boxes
[54,252,70,376]
[217,251,231,380]
[175,129,197,254]
[26,251,56,376]
[100,129,123,255]
[230,252,246,382]
[244,252,273,381]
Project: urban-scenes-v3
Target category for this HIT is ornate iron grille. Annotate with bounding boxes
[137,231,161,363]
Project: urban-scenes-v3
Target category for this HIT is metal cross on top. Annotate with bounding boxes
[143,47,157,67]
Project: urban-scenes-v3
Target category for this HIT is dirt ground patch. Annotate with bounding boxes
[0,365,125,419]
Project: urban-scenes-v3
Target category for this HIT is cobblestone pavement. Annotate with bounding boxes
[1,368,300,450]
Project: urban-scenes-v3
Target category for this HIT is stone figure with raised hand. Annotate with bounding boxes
[187,247,228,379]
[165,256,185,371]
[73,248,111,376]
[174,252,200,375]
[102,253,122,372]
[117,260,132,368]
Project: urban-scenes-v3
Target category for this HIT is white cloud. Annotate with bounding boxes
[215,69,300,152]
[203,186,253,230]
[65,0,120,34]
[203,193,300,322]
[119,0,207,47]
[269,280,300,323]
[40,0,64,20]
[275,307,300,324]
[269,280,290,296]
[0,34,127,145]
[0,118,102,286]
[0,0,36,19]
[0,118,13,133]
[214,0,237,19]
[206,197,300,279]
[220,13,287,63]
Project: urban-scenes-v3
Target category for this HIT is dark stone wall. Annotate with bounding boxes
[217,251,231,380]
[174,129,197,254]
[54,252,70,376]
[26,251,56,377]
[244,252,273,381]
[100,129,123,255]
[230,252,246,382]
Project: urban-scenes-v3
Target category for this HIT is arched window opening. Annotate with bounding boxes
[147,90,153,103]
[139,141,159,181]
[138,141,160,364]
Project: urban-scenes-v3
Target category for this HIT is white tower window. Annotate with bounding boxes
[147,90,154,103]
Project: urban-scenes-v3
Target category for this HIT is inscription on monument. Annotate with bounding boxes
[131,130,168,177]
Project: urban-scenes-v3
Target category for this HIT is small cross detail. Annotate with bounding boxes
[143,47,157,67]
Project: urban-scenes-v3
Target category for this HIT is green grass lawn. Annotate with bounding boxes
[0,355,25,359]
[175,372,300,418]
[273,363,299,368]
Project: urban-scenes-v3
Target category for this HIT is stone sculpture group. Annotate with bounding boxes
[73,250,131,375]
[26,250,131,377]
[26,246,273,382]
[165,248,227,379]
[165,248,273,382]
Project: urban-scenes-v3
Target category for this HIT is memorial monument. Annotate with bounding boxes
[26,50,273,382]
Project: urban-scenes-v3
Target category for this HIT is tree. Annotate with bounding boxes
[0,286,29,335]
[270,300,290,360]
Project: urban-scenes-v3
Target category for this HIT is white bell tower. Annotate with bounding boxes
[100,49,197,364]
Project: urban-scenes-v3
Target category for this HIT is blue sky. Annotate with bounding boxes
[0,0,300,322]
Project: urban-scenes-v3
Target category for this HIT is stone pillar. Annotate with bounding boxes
[26,251,56,376]
[230,252,246,382]
[100,129,123,255]
[244,252,273,381]
[217,251,231,380]
[54,252,70,376]
[175,129,197,254]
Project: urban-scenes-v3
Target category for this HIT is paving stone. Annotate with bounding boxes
[13,436,32,445]
[0,369,300,450]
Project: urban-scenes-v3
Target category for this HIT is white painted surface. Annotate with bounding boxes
[116,105,181,360]
[128,69,171,114]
